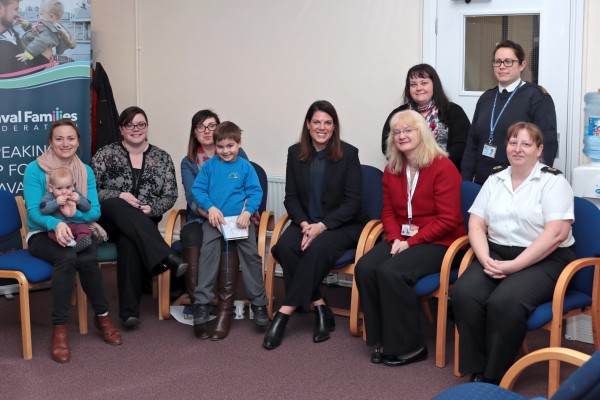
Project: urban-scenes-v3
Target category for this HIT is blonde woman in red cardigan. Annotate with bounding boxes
[355,109,465,367]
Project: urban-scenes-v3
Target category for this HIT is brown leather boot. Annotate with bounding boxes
[51,324,70,363]
[182,246,200,303]
[210,250,239,341]
[94,315,123,345]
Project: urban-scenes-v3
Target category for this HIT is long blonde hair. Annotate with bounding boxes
[385,109,447,175]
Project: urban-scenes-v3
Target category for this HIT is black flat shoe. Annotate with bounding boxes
[371,346,383,364]
[382,346,428,367]
[122,316,140,329]
[313,305,333,343]
[469,373,485,383]
[263,312,290,349]
[158,253,188,278]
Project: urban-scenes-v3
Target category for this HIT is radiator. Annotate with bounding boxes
[266,174,286,222]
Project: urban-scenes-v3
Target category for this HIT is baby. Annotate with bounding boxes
[16,0,75,63]
[40,167,92,252]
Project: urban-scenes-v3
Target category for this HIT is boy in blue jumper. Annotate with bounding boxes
[191,122,268,339]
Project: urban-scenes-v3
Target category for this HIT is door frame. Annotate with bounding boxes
[422,0,585,181]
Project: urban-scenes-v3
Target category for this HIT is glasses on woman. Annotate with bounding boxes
[123,122,148,130]
[196,123,218,132]
[392,127,416,136]
[492,59,518,68]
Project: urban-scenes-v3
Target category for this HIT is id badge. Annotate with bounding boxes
[482,144,497,158]
[401,224,419,237]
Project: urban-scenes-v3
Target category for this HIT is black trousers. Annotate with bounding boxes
[451,241,575,380]
[271,223,358,310]
[99,198,173,320]
[28,233,109,325]
[354,240,448,355]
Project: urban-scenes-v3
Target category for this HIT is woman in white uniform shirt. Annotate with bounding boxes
[451,121,575,384]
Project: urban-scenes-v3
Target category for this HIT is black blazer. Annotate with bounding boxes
[283,141,367,240]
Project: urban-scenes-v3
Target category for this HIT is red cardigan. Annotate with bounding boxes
[382,156,466,247]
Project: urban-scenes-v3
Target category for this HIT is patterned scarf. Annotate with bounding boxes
[413,101,440,140]
[196,146,212,168]
[36,147,88,196]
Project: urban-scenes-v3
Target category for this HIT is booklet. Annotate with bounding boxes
[220,215,249,241]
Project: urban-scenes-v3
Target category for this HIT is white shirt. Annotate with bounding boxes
[498,79,523,93]
[469,161,575,247]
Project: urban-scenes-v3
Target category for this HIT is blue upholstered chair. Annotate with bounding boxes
[264,165,384,335]
[453,197,600,397]
[362,180,481,366]
[0,191,85,359]
[433,347,600,400]
[164,161,274,306]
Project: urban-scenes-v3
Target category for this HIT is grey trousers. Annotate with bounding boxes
[193,222,267,306]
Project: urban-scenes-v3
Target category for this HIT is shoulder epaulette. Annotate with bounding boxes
[491,165,509,174]
[541,166,562,175]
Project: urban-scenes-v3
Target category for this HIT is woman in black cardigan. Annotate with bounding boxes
[381,64,470,171]
[263,100,367,350]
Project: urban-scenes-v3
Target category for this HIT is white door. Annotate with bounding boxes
[424,0,574,174]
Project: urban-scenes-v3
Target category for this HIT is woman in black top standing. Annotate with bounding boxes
[381,63,470,171]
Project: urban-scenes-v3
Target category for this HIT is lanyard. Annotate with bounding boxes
[488,82,523,144]
[406,167,419,223]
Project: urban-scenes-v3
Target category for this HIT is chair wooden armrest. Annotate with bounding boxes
[545,257,600,396]
[258,210,275,278]
[339,219,381,336]
[164,209,187,246]
[264,213,290,319]
[15,196,28,248]
[499,347,590,391]
[435,235,469,368]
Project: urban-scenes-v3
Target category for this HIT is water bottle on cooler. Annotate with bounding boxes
[583,89,600,163]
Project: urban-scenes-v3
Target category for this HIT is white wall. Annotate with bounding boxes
[92,0,600,215]
[92,0,422,213]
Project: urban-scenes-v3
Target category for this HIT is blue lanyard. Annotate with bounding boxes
[488,82,523,144]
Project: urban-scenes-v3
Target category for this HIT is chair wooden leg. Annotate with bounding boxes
[76,273,88,334]
[157,271,171,320]
[420,298,434,325]
[435,296,448,368]
[17,277,32,360]
[454,326,463,377]
[349,277,361,337]
[264,257,276,320]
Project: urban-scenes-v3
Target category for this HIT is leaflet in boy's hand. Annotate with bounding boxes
[220,216,249,240]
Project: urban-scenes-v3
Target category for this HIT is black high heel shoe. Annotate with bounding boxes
[313,305,333,342]
[263,312,290,350]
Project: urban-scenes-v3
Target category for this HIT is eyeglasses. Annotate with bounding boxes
[196,123,218,132]
[392,128,416,136]
[492,59,518,67]
[123,122,148,130]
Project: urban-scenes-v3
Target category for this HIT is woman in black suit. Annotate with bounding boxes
[263,100,367,350]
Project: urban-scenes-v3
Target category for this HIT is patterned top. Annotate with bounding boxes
[91,142,178,217]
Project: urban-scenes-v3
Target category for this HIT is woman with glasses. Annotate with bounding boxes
[180,110,250,340]
[381,64,470,171]
[91,106,186,329]
[356,110,465,367]
[461,39,558,184]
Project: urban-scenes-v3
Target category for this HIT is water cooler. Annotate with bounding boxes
[565,89,600,344]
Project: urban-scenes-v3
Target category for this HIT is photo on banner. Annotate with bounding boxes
[0,0,91,196]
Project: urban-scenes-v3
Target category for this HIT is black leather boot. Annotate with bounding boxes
[313,304,333,342]
[263,312,290,349]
